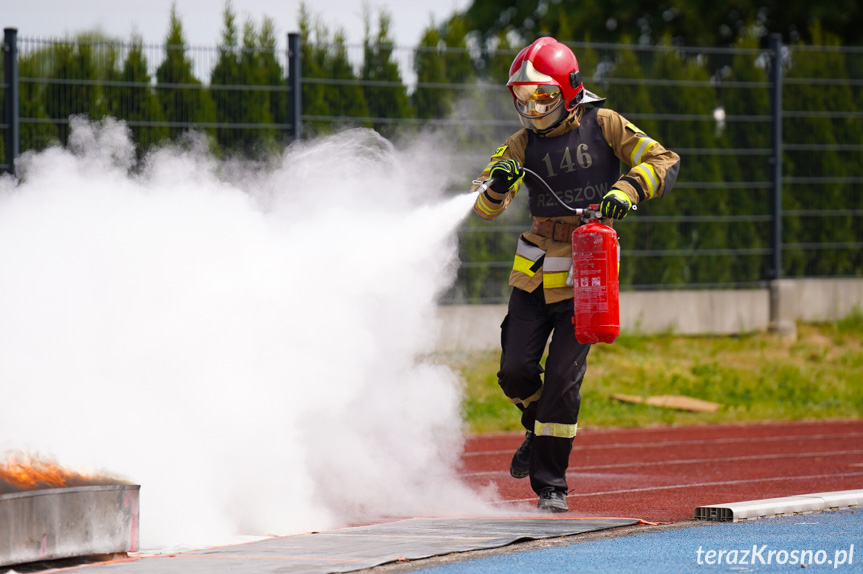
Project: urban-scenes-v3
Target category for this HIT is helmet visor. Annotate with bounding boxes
[512,84,563,118]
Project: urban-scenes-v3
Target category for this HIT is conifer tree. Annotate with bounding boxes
[604,41,657,135]
[297,4,370,137]
[100,40,122,125]
[783,22,856,276]
[413,16,476,144]
[0,69,4,165]
[650,38,730,286]
[324,29,370,129]
[722,32,773,283]
[361,8,412,138]
[552,8,576,42]
[17,49,56,152]
[238,18,276,153]
[603,41,665,287]
[413,23,449,120]
[442,16,474,87]
[45,39,101,144]
[298,3,336,137]
[571,41,599,88]
[481,30,520,145]
[116,34,169,154]
[486,29,514,84]
[210,1,243,151]
[209,4,277,155]
[441,16,477,145]
[258,17,289,145]
[155,3,216,143]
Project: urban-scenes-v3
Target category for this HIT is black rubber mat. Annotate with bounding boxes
[68,517,639,574]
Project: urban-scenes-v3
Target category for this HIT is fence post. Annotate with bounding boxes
[768,34,795,337]
[3,27,19,177]
[768,33,783,282]
[287,32,301,142]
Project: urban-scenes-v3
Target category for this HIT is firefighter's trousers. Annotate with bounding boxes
[497,286,591,495]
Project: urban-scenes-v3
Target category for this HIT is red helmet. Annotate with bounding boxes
[507,37,584,133]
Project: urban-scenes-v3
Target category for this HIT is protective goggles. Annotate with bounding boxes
[511,84,563,117]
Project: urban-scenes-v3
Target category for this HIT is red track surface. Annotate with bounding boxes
[460,420,863,522]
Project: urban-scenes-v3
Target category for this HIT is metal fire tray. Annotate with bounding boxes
[0,484,140,567]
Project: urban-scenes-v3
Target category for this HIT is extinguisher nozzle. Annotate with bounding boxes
[474,177,500,195]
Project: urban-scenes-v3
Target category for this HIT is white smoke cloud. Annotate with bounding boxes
[0,118,497,550]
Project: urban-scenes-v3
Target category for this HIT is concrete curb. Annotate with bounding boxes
[693,489,863,522]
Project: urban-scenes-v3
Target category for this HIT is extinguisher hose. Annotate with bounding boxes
[519,168,635,215]
[478,169,619,218]
[478,170,582,213]
[520,167,584,213]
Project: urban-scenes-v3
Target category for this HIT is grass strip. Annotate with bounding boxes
[441,312,863,433]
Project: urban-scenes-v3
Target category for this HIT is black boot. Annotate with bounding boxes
[537,487,568,512]
[510,430,535,479]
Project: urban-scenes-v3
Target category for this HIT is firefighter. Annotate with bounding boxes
[470,37,680,512]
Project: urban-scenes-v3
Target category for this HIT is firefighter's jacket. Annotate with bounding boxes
[471,102,680,304]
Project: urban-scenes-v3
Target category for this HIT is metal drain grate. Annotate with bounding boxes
[693,505,734,521]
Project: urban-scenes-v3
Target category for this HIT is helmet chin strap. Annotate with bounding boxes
[532,119,565,135]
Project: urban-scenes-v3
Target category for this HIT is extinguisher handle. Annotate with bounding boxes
[581,204,604,221]
[582,203,635,221]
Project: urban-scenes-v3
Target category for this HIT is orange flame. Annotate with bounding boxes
[0,452,96,493]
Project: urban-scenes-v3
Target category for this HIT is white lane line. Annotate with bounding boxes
[460,449,863,478]
[463,432,863,457]
[493,471,863,504]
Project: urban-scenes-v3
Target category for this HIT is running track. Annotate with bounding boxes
[460,420,863,522]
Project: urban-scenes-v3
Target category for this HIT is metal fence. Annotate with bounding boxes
[1,27,861,303]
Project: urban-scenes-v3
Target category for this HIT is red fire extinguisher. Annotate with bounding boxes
[571,204,620,344]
